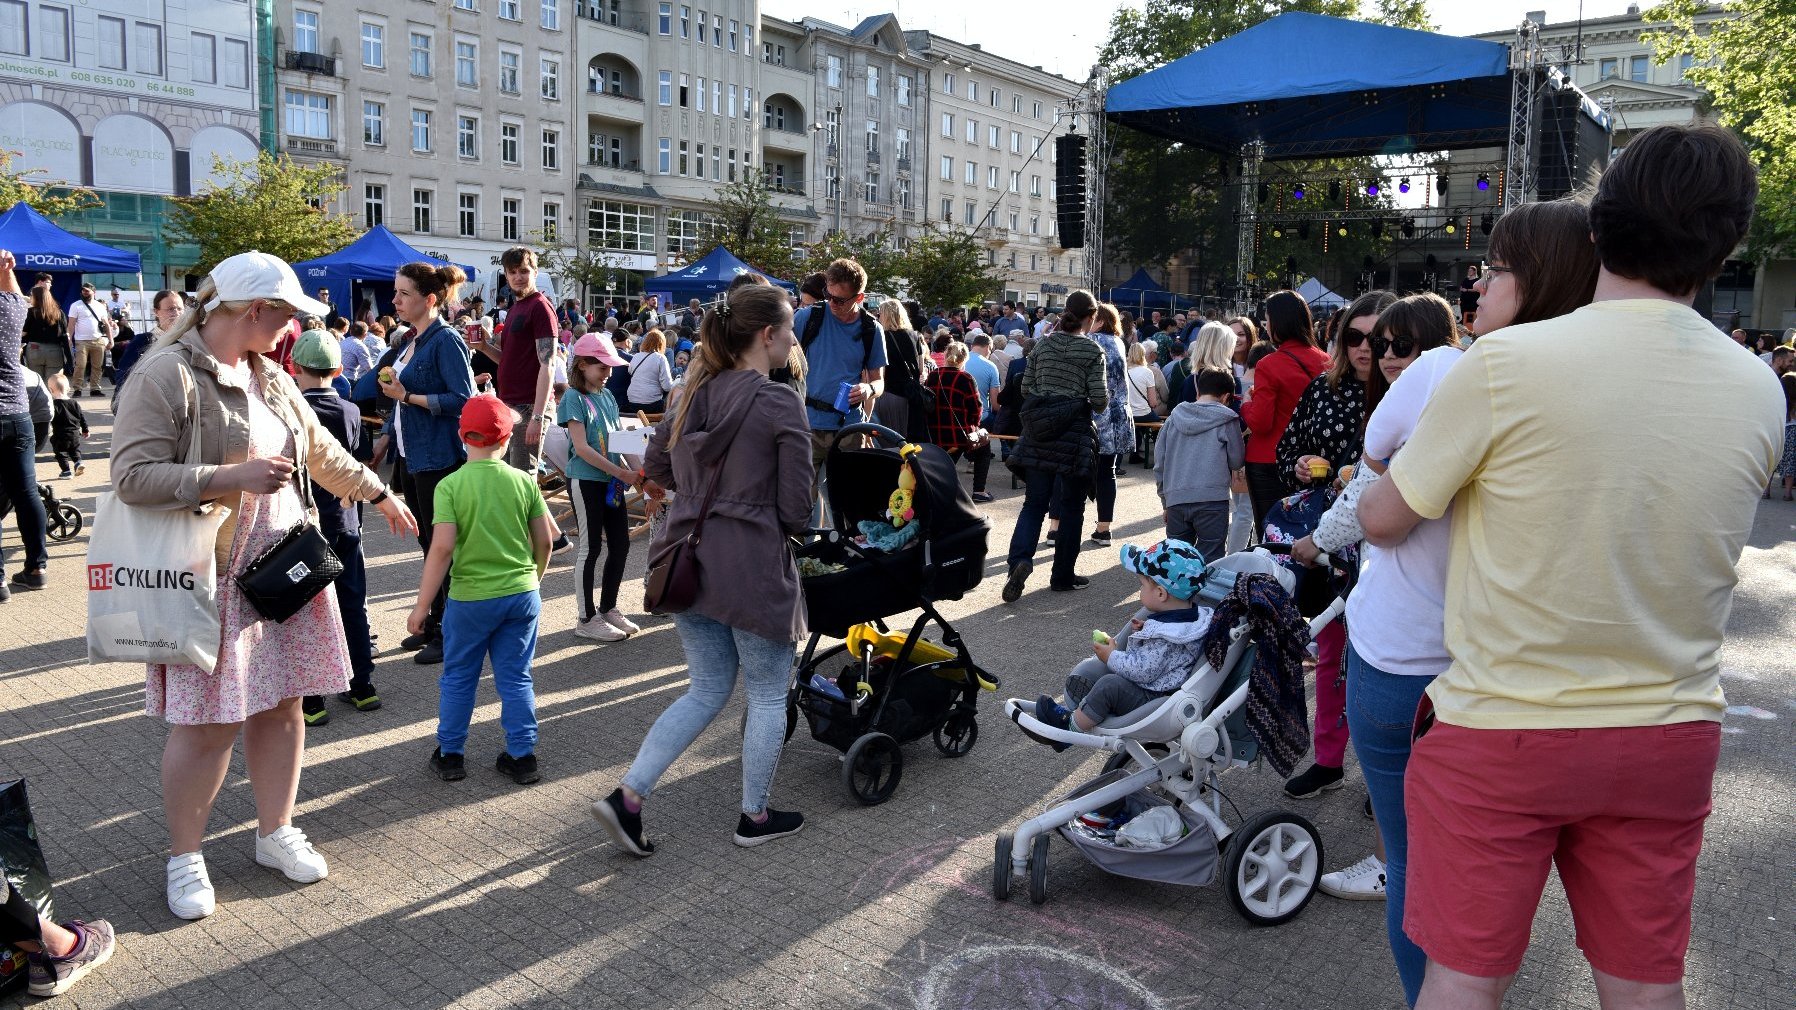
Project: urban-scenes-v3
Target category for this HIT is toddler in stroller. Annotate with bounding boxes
[1032,540,1212,749]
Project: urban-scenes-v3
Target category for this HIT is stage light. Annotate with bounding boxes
[1328,180,1341,201]
[1399,177,1411,194]
[1293,182,1306,200]
[1258,183,1269,204]
[1480,212,1494,235]
[1366,181,1379,197]
[1271,226,1283,239]
[1476,172,1490,191]
[1436,175,1449,195]
[1337,223,1348,237]
[1445,220,1457,235]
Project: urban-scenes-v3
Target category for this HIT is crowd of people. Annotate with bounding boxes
[0,123,1786,1009]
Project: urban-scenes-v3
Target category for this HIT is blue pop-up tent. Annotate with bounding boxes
[0,202,143,308]
[645,246,796,304]
[294,226,478,320]
[1103,267,1196,314]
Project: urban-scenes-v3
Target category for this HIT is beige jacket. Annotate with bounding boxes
[111,331,386,572]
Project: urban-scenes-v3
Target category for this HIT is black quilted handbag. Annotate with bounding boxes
[235,461,343,624]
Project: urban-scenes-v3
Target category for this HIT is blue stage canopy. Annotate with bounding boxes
[294,226,478,320]
[0,202,143,309]
[1106,13,1517,159]
[1103,267,1194,314]
[645,246,796,302]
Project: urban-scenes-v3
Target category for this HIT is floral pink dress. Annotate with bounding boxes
[146,367,352,724]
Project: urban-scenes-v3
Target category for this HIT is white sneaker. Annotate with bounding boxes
[1319,853,1386,900]
[601,609,641,635]
[255,825,329,884]
[166,851,215,920]
[575,616,629,642]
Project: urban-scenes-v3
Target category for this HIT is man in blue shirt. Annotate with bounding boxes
[794,257,887,463]
[994,303,1028,338]
[965,333,1001,428]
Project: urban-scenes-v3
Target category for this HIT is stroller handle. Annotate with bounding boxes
[1256,540,1339,572]
[830,422,907,451]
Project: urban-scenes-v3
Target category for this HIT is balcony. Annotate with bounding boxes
[576,1,650,34]
[761,126,810,155]
[285,136,341,157]
[584,89,645,123]
[283,50,337,76]
[896,156,911,173]
[865,147,881,166]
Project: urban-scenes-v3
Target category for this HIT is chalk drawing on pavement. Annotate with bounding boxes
[913,944,1168,1010]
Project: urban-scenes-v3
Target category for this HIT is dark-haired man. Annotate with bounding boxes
[484,246,556,472]
[1360,125,1782,1009]
[794,259,886,464]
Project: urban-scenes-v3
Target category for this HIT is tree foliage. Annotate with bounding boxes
[535,236,623,307]
[1645,0,1795,260]
[899,225,1006,309]
[169,151,357,275]
[1097,0,1425,296]
[798,228,906,294]
[691,171,801,280]
[0,148,100,218]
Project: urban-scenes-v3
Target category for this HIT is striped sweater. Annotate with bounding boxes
[1023,330,1109,411]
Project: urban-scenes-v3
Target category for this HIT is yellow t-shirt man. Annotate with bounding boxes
[1388,299,1783,730]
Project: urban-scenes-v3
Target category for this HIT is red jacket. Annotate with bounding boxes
[1239,343,1329,465]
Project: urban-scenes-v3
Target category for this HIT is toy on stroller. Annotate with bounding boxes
[787,423,1000,806]
[0,485,82,542]
[995,547,1346,926]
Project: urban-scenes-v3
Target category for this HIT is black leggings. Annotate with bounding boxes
[400,459,460,639]
[1245,461,1290,534]
[571,476,631,618]
[1092,453,1118,524]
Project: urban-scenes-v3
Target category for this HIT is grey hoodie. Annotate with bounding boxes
[1154,400,1245,506]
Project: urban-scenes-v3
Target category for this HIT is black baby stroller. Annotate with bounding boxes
[0,485,82,542]
[788,423,1000,805]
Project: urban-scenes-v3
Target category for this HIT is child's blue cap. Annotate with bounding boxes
[1120,539,1206,600]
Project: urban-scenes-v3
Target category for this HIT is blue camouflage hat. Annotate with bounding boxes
[1120,539,1207,600]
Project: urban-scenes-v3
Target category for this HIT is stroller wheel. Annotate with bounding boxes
[1027,832,1051,905]
[1222,810,1324,927]
[992,832,1014,901]
[932,711,978,757]
[842,732,903,805]
[47,502,81,542]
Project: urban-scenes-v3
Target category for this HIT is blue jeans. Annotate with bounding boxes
[1344,643,1436,1007]
[437,590,541,758]
[331,529,375,690]
[622,611,796,815]
[1007,468,1087,584]
[0,414,47,575]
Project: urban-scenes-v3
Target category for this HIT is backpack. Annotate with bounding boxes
[775,305,878,419]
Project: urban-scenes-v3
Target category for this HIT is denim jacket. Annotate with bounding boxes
[395,318,475,473]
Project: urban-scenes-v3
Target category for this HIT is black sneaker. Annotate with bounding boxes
[1049,575,1092,592]
[337,685,382,711]
[9,571,46,592]
[970,491,994,503]
[1364,792,1375,821]
[496,751,540,785]
[1026,695,1072,752]
[1045,528,1059,544]
[1088,530,1112,546]
[400,631,430,651]
[591,788,655,856]
[1001,561,1031,603]
[1284,763,1345,799]
[301,697,329,727]
[415,639,444,665]
[732,809,805,848]
[429,747,466,782]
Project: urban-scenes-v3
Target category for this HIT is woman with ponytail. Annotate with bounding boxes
[592,283,815,856]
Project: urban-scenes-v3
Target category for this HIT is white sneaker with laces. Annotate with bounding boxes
[575,616,629,642]
[255,825,329,883]
[601,609,641,635]
[1319,853,1386,900]
[166,852,215,920]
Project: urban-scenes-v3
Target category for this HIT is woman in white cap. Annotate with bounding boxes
[111,251,418,922]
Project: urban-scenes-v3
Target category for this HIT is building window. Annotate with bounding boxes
[824,107,838,145]
[988,165,998,189]
[363,101,385,145]
[132,21,162,75]
[667,209,717,256]
[1008,170,1019,193]
[1010,131,1022,154]
[693,142,705,179]
[696,76,706,112]
[727,148,736,181]
[898,177,911,209]
[409,32,431,76]
[967,79,977,100]
[679,5,689,38]
[542,128,560,169]
[1677,53,1695,81]
[658,137,670,173]
[1598,57,1618,79]
[455,39,477,86]
[500,122,519,163]
[1013,95,1022,114]
[657,2,671,33]
[678,139,688,175]
[1030,174,1041,197]
[412,189,433,233]
[942,72,954,94]
[964,201,975,226]
[827,55,841,88]
[940,155,952,181]
[411,109,432,152]
[695,7,706,43]
[725,18,737,50]
[458,193,478,237]
[541,0,560,30]
[33,5,70,62]
[743,87,751,119]
[989,87,999,107]
[284,90,331,139]
[1029,215,1039,235]
[96,15,125,68]
[966,119,977,144]
[499,0,519,18]
[364,184,385,228]
[499,51,520,93]
[540,57,559,99]
[361,22,384,68]
[542,201,560,242]
[589,200,655,251]
[728,83,738,117]
[941,112,953,137]
[0,1,26,56]
[454,0,475,8]
[493,197,515,240]
[711,14,721,47]
[658,70,672,105]
[989,124,1000,148]
[865,172,879,203]
[867,65,878,97]
[1008,211,1018,231]
[293,9,319,52]
[712,79,720,112]
[457,115,478,158]
[1629,55,1648,82]
[866,120,878,154]
[1033,100,1043,119]
[896,127,910,161]
[711,147,720,179]
[190,32,215,81]
[965,160,975,185]
[897,74,911,107]
[224,38,249,87]
[679,73,688,107]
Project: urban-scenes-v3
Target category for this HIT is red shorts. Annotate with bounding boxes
[1403,719,1721,984]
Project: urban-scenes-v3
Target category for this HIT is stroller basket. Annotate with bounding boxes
[1055,770,1220,888]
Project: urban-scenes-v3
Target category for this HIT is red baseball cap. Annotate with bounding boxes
[459,394,518,447]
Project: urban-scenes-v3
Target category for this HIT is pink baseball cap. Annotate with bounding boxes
[571,332,628,367]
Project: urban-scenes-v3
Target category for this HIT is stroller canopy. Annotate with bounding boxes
[823,436,982,538]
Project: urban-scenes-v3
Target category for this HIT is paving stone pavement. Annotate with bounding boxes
[2,403,1791,1010]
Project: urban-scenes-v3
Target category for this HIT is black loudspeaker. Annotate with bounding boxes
[1055,134,1087,248]
[1536,83,1610,200]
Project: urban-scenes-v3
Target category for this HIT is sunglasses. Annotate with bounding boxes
[1370,335,1418,359]
[826,294,861,307]
[1339,326,1375,348]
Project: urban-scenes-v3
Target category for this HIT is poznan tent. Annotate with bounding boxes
[1103,267,1195,315]
[645,246,796,304]
[294,226,479,321]
[0,202,143,308]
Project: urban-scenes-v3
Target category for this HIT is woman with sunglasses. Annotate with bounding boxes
[1303,203,1599,1006]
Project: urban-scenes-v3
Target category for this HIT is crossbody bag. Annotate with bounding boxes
[234,382,345,623]
[642,411,746,615]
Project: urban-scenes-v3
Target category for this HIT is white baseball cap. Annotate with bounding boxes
[204,251,329,316]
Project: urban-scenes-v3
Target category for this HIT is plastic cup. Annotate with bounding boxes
[833,380,855,413]
[1308,459,1331,481]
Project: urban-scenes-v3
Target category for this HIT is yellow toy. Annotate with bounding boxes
[846,623,999,692]
[887,444,921,528]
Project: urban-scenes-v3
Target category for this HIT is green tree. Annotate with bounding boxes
[897,225,1005,309]
[690,172,801,280]
[1646,0,1795,260]
[536,236,623,308]
[0,148,100,218]
[169,151,357,275]
[799,228,906,294]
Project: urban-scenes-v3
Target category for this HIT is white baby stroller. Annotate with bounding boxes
[995,546,1345,926]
